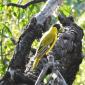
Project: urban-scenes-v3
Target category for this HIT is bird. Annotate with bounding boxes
[32,24,60,70]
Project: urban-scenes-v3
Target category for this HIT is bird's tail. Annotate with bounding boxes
[32,56,41,70]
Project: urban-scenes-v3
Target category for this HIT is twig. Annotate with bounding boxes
[1,29,4,64]
[7,0,46,9]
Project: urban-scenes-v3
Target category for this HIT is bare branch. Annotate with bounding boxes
[7,0,46,9]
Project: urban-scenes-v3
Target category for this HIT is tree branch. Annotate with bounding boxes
[7,0,46,9]
[36,0,63,24]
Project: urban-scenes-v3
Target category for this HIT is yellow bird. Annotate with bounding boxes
[32,24,60,70]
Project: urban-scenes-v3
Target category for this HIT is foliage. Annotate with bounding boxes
[0,0,85,84]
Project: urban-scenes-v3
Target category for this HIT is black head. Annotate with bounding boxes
[53,24,60,30]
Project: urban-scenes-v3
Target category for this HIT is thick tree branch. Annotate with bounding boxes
[51,15,84,85]
[36,0,63,24]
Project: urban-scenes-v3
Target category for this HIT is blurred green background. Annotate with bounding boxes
[0,0,85,85]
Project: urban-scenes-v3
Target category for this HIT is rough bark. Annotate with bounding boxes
[50,15,84,85]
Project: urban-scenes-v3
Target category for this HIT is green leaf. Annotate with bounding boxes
[59,4,72,16]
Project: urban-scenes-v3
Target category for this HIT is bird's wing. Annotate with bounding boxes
[46,36,57,55]
[36,43,51,57]
[32,39,54,70]
[37,32,54,56]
